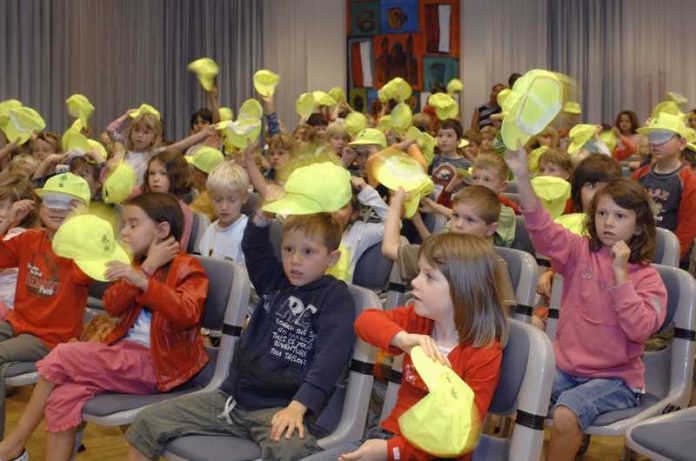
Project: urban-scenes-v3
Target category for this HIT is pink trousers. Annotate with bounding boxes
[36,340,158,432]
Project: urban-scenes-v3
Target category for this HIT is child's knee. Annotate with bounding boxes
[552,406,581,434]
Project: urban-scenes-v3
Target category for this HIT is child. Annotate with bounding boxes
[430,119,470,193]
[479,125,497,155]
[538,148,572,181]
[141,152,194,251]
[0,180,38,318]
[306,232,509,461]
[471,153,519,216]
[632,112,696,267]
[612,110,640,161]
[346,128,387,177]
[266,134,296,183]
[125,213,355,461]
[109,111,164,187]
[325,122,350,158]
[461,129,482,163]
[504,146,667,461]
[197,162,249,262]
[31,132,61,162]
[0,192,209,461]
[187,146,225,221]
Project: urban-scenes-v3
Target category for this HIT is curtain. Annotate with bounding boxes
[0,0,263,141]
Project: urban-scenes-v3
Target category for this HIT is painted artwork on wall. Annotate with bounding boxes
[346,0,460,113]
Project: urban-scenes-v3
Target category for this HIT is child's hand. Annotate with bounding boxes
[536,270,555,298]
[611,240,631,284]
[390,187,409,207]
[395,138,417,152]
[503,141,529,179]
[270,401,307,442]
[141,236,179,275]
[350,176,366,192]
[6,200,35,227]
[418,197,438,215]
[105,261,148,290]
[259,93,275,114]
[392,331,451,367]
[338,439,388,461]
[84,149,106,164]
[44,153,69,165]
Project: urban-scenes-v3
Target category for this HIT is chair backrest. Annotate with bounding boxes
[495,247,539,323]
[501,192,521,206]
[318,285,382,448]
[269,218,283,259]
[655,228,680,267]
[188,212,211,254]
[352,242,393,291]
[241,192,261,216]
[511,216,536,255]
[473,319,555,461]
[193,256,251,389]
[384,236,412,310]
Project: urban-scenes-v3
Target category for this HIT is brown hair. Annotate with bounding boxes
[463,129,482,145]
[570,155,622,212]
[420,233,509,347]
[539,148,573,175]
[126,192,184,243]
[282,213,342,252]
[452,185,501,225]
[586,178,656,264]
[614,110,640,135]
[473,153,509,181]
[268,134,296,154]
[0,179,38,228]
[125,113,163,152]
[31,132,61,154]
[69,157,101,182]
[439,119,463,139]
[142,151,192,198]
[534,125,559,147]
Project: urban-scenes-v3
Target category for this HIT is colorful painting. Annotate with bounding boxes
[346,0,460,112]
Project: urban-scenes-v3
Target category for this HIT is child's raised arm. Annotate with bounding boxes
[503,143,537,211]
[381,188,408,262]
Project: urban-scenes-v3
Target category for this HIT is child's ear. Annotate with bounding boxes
[156,221,172,240]
[485,221,498,238]
[327,248,341,268]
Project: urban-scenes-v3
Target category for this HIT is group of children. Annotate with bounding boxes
[0,67,692,461]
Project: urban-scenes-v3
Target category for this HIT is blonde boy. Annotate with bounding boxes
[196,162,249,263]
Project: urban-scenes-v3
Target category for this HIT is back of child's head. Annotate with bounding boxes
[480,125,497,139]
[614,110,639,134]
[207,161,249,196]
[325,122,350,141]
[420,233,508,347]
[463,129,482,145]
[438,119,463,139]
[473,153,508,180]
[125,113,163,151]
[189,108,213,130]
[306,113,328,128]
[69,156,100,183]
[282,213,342,252]
[126,192,184,242]
[412,112,433,133]
[452,185,501,225]
[539,148,573,175]
[570,155,622,212]
[0,179,38,228]
[142,151,192,197]
[586,178,655,264]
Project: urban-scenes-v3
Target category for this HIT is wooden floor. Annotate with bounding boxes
[6,385,650,461]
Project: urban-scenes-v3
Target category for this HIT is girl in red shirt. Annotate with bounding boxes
[0,192,209,461]
[306,232,509,461]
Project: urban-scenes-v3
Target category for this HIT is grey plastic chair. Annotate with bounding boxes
[189,212,212,255]
[655,227,680,268]
[383,237,412,310]
[510,216,536,256]
[79,257,251,428]
[161,285,383,461]
[352,242,394,292]
[240,192,261,216]
[626,406,696,461]
[547,265,696,459]
[378,320,555,461]
[495,247,539,323]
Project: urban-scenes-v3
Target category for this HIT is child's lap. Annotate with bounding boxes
[550,368,639,430]
[0,321,49,363]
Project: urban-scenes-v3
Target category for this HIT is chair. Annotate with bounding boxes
[495,247,540,323]
[188,213,212,255]
[240,192,261,216]
[352,242,393,292]
[655,227,680,268]
[161,285,383,461]
[626,407,696,461]
[78,257,251,428]
[505,181,518,193]
[510,216,536,256]
[383,237,412,310]
[378,320,555,461]
[548,265,696,459]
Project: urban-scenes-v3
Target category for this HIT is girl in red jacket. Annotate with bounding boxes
[0,192,209,461]
[305,232,509,461]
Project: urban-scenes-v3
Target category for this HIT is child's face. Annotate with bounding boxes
[131,123,156,151]
[328,135,347,154]
[210,189,247,227]
[147,160,170,194]
[281,229,338,287]
[593,195,637,248]
[437,128,459,154]
[39,201,77,232]
[71,163,99,198]
[32,139,57,162]
[537,132,553,147]
[618,114,633,133]
[471,167,506,194]
[580,181,607,213]
[331,201,354,230]
[648,131,685,163]
[411,255,454,323]
[688,112,696,130]
[192,116,210,134]
[449,201,496,238]
[480,135,495,151]
[538,162,570,180]
[269,148,290,169]
[120,205,165,258]
[463,142,479,158]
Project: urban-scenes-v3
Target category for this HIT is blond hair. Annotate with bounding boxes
[206,161,250,195]
[420,233,508,347]
[125,113,163,152]
[473,153,509,181]
[325,122,349,141]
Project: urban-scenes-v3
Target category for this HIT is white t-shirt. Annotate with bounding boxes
[196,214,249,263]
[124,308,152,347]
[125,151,154,187]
